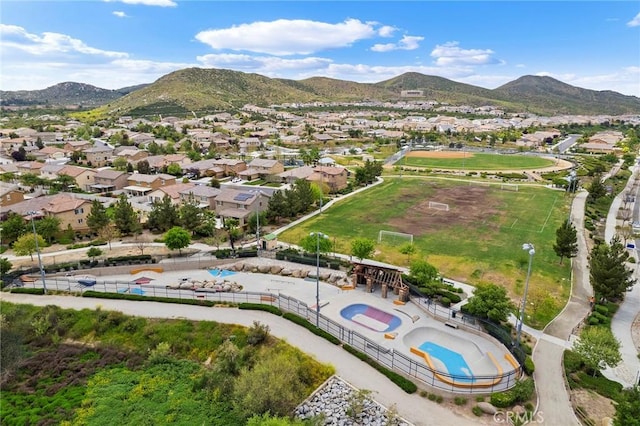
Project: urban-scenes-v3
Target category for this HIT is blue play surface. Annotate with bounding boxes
[340,303,402,332]
[118,288,145,295]
[208,269,237,278]
[418,341,475,382]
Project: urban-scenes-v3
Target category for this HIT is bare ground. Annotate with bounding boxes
[570,389,617,425]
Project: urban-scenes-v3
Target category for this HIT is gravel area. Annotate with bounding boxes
[632,313,640,353]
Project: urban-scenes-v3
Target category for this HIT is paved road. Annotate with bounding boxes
[0,293,486,426]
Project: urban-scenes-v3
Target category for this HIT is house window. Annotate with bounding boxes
[74,208,84,214]
[78,219,83,224]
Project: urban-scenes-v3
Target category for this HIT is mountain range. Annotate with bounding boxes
[2,68,639,117]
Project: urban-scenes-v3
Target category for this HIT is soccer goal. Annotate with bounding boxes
[378,230,414,245]
[428,201,450,211]
[500,183,519,192]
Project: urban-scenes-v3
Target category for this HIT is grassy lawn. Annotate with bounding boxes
[398,153,556,170]
[278,177,572,328]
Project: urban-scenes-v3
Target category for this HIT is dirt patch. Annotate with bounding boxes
[388,185,500,236]
[570,389,617,424]
[406,151,474,159]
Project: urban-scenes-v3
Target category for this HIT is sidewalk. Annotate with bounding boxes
[601,163,640,387]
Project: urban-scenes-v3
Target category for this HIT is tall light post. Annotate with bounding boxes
[28,211,47,294]
[516,243,535,347]
[310,232,329,327]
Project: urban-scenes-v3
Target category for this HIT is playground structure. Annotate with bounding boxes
[351,259,409,301]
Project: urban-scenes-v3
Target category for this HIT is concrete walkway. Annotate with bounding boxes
[530,190,592,426]
[601,164,640,387]
[0,293,487,426]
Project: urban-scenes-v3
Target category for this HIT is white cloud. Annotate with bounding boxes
[533,68,640,96]
[195,18,377,55]
[378,25,396,37]
[371,35,424,52]
[103,0,176,7]
[627,12,640,27]
[431,41,498,66]
[112,11,128,18]
[197,54,332,73]
[0,24,127,58]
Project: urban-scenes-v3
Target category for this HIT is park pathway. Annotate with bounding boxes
[532,190,592,426]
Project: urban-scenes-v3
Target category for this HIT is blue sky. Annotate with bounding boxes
[1,1,639,97]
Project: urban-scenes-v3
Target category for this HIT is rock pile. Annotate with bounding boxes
[166,279,242,292]
[294,376,412,425]
[231,261,351,287]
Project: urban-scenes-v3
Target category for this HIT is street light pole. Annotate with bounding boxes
[28,211,47,294]
[311,232,329,327]
[516,243,535,347]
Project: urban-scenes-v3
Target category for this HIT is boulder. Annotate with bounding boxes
[258,264,271,273]
[232,262,244,271]
[291,269,302,278]
[300,269,309,278]
[270,265,283,274]
[280,268,292,276]
[477,402,497,415]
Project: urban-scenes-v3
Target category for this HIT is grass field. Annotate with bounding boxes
[278,177,572,328]
[397,152,556,170]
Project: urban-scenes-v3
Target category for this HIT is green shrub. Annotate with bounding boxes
[524,402,534,411]
[10,287,45,295]
[82,291,219,307]
[435,395,443,403]
[342,345,417,394]
[454,397,468,406]
[440,297,451,307]
[238,303,282,316]
[593,304,609,315]
[428,393,437,401]
[419,390,429,398]
[524,356,535,376]
[511,378,534,402]
[490,391,516,408]
[472,406,483,416]
[588,316,600,325]
[475,396,485,402]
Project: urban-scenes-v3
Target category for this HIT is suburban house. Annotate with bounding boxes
[307,165,349,192]
[91,169,129,193]
[238,158,284,181]
[144,154,191,171]
[0,182,24,207]
[212,159,247,177]
[277,165,316,184]
[16,161,45,176]
[83,146,113,167]
[124,173,176,196]
[33,146,69,161]
[58,165,97,191]
[64,140,92,152]
[178,185,221,209]
[114,147,148,162]
[215,188,269,228]
[147,182,196,205]
[6,194,93,232]
[40,164,66,181]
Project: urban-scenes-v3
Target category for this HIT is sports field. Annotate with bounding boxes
[396,151,557,170]
[279,177,572,328]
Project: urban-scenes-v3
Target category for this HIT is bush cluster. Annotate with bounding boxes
[342,344,417,394]
[490,378,534,408]
[82,291,220,307]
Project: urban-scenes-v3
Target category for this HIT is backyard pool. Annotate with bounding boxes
[340,303,402,332]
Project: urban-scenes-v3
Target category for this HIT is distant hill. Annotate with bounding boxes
[3,69,639,117]
[0,82,148,107]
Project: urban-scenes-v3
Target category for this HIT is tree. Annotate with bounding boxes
[587,173,607,201]
[553,219,578,264]
[399,243,416,264]
[164,226,191,254]
[137,159,151,174]
[112,156,128,171]
[166,163,182,176]
[350,237,376,261]
[34,216,60,245]
[86,199,110,232]
[179,197,202,235]
[589,236,636,301]
[0,258,12,283]
[247,211,267,235]
[13,233,46,261]
[299,233,332,255]
[573,327,621,376]
[98,223,120,250]
[2,213,26,245]
[148,195,179,232]
[87,247,103,261]
[464,283,515,323]
[52,174,76,192]
[409,259,438,285]
[223,218,242,251]
[266,190,289,223]
[113,194,141,235]
[614,386,640,426]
